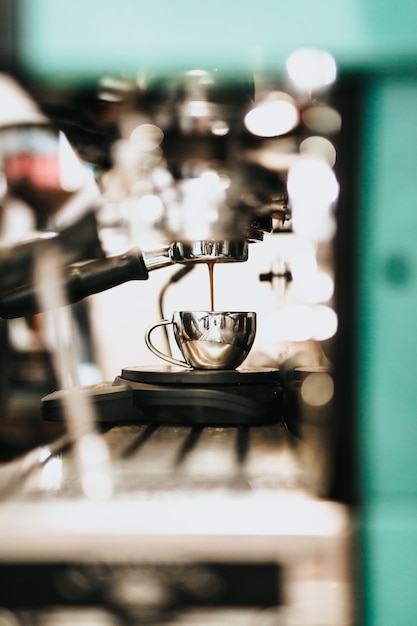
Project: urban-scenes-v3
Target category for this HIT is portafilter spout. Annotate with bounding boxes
[168,239,248,264]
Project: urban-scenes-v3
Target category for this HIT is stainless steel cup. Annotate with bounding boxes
[145,311,256,370]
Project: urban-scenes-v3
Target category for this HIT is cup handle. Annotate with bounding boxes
[145,320,191,368]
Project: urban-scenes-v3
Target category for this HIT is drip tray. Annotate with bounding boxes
[42,366,283,426]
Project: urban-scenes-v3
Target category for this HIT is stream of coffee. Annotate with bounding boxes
[207,260,215,311]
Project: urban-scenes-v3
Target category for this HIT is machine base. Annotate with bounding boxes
[41,366,283,426]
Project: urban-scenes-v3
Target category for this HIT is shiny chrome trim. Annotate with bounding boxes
[169,239,248,263]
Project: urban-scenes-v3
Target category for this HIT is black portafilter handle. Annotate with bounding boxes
[0,248,150,319]
[0,237,249,319]
[0,210,105,293]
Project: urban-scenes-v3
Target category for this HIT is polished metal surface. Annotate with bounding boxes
[141,246,174,271]
[145,311,256,369]
[142,239,249,273]
[169,240,249,264]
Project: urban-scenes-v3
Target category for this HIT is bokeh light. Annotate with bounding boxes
[286,48,337,91]
[301,372,334,407]
[244,92,299,137]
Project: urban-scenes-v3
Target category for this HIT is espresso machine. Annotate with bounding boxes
[0,2,367,624]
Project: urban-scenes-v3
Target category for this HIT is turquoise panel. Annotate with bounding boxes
[358,78,417,497]
[16,0,417,84]
[361,498,417,625]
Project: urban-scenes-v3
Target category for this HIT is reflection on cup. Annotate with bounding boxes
[145,311,256,370]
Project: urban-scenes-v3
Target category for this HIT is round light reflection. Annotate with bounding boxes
[244,97,299,137]
[287,158,339,207]
[136,194,164,224]
[301,372,334,407]
[293,270,335,303]
[312,305,338,340]
[300,136,336,167]
[130,124,164,151]
[211,120,230,136]
[267,303,337,342]
[302,106,342,134]
[286,48,337,91]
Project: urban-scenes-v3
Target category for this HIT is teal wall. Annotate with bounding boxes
[359,80,417,499]
[16,0,417,81]
[16,1,417,624]
[358,78,417,625]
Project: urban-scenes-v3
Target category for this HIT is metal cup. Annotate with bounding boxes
[145,311,256,370]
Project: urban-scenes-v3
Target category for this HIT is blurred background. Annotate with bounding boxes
[0,0,416,624]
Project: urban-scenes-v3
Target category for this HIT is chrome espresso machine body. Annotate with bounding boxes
[0,15,354,626]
